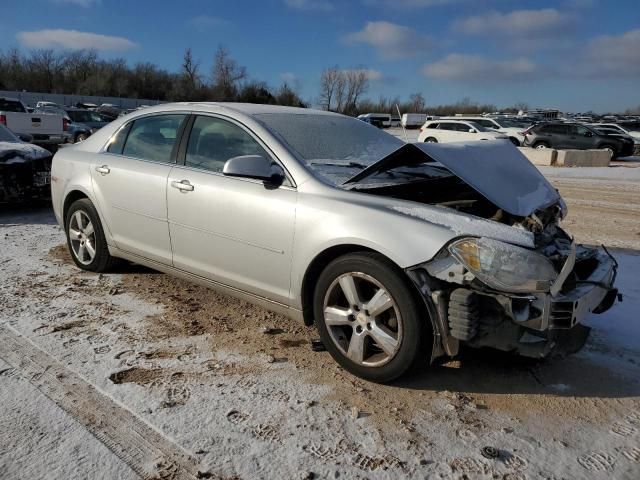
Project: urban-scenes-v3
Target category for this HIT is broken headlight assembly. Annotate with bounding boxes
[448,237,558,293]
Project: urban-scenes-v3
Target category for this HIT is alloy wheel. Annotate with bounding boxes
[68,210,96,265]
[323,272,403,367]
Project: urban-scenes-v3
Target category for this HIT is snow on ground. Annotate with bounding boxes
[1,196,639,479]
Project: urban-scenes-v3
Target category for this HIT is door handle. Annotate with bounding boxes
[95,165,110,175]
[171,180,194,192]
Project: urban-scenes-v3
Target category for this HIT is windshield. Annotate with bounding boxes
[255,113,403,165]
[467,122,491,132]
[494,118,531,129]
[0,124,19,142]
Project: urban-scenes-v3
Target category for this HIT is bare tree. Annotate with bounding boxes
[343,69,369,115]
[319,66,341,111]
[211,46,246,100]
[408,92,426,113]
[27,49,63,92]
[182,48,201,91]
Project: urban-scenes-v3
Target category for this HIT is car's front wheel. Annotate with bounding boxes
[424,137,438,143]
[313,252,429,382]
[65,198,119,272]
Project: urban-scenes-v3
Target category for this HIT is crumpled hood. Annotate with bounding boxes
[344,140,560,218]
[0,141,51,163]
[413,141,560,217]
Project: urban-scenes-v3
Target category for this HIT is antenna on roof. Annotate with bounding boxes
[395,103,408,142]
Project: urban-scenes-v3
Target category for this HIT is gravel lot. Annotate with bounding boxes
[1,168,639,479]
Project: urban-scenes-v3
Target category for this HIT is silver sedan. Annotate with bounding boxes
[51,103,618,382]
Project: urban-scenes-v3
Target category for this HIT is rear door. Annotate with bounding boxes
[568,125,597,149]
[91,113,187,264]
[537,124,569,148]
[167,114,297,303]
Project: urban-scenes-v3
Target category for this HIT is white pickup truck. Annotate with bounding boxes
[0,97,68,146]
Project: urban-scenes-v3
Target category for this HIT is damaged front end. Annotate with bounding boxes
[0,145,53,203]
[408,231,618,361]
[345,140,619,361]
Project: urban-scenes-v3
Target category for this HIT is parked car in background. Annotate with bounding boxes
[522,122,634,158]
[591,123,640,155]
[443,116,531,146]
[418,120,509,143]
[390,116,401,127]
[96,104,121,121]
[401,113,429,129]
[0,97,67,146]
[36,101,60,109]
[75,102,98,110]
[0,123,53,202]
[36,106,111,143]
[51,103,618,382]
[357,113,391,128]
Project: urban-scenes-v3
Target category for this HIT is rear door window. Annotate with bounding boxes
[540,124,567,135]
[0,99,26,112]
[121,114,186,163]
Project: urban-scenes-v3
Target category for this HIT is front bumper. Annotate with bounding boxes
[412,245,618,360]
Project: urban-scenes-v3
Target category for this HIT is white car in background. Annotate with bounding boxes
[441,116,530,146]
[418,120,509,143]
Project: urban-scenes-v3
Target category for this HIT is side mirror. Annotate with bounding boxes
[223,155,285,185]
[468,129,476,133]
[18,133,34,143]
[584,131,593,137]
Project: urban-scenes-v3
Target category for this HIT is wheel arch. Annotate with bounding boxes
[299,244,430,329]
[63,189,90,221]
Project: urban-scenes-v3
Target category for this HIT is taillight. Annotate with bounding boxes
[63,118,69,131]
[0,114,6,126]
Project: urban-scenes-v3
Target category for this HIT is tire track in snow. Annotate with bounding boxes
[0,325,216,480]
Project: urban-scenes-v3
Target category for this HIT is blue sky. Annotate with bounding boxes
[1,0,639,112]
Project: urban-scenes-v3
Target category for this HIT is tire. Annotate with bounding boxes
[75,133,89,143]
[313,252,429,382]
[508,137,520,146]
[424,137,438,143]
[598,144,616,159]
[65,198,120,272]
[532,141,550,149]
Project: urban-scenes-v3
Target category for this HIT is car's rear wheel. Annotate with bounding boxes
[533,141,550,149]
[65,198,120,272]
[313,252,428,382]
[599,144,616,158]
[424,137,438,143]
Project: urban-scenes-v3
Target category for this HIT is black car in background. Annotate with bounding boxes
[522,122,635,158]
[0,124,52,202]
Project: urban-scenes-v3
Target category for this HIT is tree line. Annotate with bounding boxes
[0,46,306,106]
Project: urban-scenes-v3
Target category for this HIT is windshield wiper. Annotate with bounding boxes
[308,160,367,169]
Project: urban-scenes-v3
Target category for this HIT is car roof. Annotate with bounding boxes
[430,119,474,124]
[139,102,342,118]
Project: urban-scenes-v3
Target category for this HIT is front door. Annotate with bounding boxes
[91,113,186,264]
[167,114,297,304]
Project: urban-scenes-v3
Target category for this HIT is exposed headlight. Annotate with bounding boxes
[448,237,557,293]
